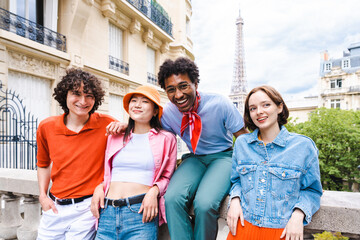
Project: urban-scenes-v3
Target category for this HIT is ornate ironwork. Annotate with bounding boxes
[127,0,173,36]
[0,7,66,52]
[0,81,38,170]
[109,55,129,75]
[147,72,159,86]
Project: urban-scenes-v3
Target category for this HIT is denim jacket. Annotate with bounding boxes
[229,126,322,228]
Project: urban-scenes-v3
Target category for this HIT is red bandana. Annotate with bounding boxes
[180,92,202,154]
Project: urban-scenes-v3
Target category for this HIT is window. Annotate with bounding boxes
[324,62,331,71]
[109,94,124,122]
[330,99,340,109]
[342,59,350,69]
[336,79,342,88]
[109,23,123,60]
[9,0,58,31]
[147,46,157,85]
[330,79,342,89]
[109,23,129,74]
[8,71,51,122]
[147,47,155,75]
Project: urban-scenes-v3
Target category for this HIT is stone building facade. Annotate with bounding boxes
[288,42,360,123]
[319,42,360,111]
[0,0,194,122]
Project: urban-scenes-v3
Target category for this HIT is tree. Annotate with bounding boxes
[286,108,360,191]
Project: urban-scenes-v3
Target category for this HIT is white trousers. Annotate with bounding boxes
[37,197,96,240]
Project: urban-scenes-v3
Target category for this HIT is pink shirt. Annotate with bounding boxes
[103,129,177,225]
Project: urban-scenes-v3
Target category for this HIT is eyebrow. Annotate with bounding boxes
[166,81,189,89]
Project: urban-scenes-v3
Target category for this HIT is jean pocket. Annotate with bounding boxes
[128,202,142,214]
[269,167,301,200]
[236,165,257,194]
[42,208,55,215]
[99,207,106,215]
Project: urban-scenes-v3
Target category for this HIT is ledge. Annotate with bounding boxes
[1,169,359,240]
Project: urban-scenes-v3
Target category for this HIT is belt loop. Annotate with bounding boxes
[104,198,109,209]
[125,197,130,207]
[71,199,75,204]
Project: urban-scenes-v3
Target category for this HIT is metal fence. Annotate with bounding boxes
[147,72,158,86]
[0,81,38,170]
[127,0,173,36]
[0,7,66,52]
[109,55,130,75]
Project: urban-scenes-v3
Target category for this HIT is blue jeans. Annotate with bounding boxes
[165,150,233,240]
[95,195,158,240]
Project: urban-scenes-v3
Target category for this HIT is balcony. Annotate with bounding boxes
[0,8,66,52]
[321,85,360,95]
[147,72,159,86]
[109,55,129,75]
[127,0,173,36]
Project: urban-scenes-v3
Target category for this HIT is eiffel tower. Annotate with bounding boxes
[229,9,247,115]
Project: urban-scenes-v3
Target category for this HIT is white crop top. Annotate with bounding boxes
[111,133,155,186]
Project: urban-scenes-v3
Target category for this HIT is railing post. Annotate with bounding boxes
[0,192,22,239]
[17,195,40,240]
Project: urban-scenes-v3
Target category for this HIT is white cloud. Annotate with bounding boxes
[191,0,360,99]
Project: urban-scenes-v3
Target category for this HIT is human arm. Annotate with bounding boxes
[281,141,322,239]
[105,121,128,136]
[90,183,105,218]
[37,166,58,213]
[292,154,322,225]
[152,133,177,196]
[227,144,244,234]
[233,127,249,138]
[139,185,160,223]
[227,197,244,236]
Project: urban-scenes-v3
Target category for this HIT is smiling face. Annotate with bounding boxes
[248,90,283,134]
[128,94,158,125]
[66,83,95,119]
[164,73,198,112]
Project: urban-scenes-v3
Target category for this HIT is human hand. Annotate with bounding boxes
[39,194,58,214]
[139,186,159,223]
[105,121,127,136]
[280,209,305,240]
[90,184,105,218]
[227,197,244,236]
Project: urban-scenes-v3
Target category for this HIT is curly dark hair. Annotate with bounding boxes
[244,85,289,131]
[53,68,105,114]
[157,57,200,89]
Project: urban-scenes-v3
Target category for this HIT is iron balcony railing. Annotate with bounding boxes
[109,55,129,75]
[0,7,66,52]
[321,85,360,95]
[147,72,158,85]
[127,0,173,36]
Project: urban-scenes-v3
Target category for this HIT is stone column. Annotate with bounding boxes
[0,192,22,239]
[17,195,40,240]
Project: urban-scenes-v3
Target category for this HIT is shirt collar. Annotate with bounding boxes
[54,113,101,136]
[247,126,288,147]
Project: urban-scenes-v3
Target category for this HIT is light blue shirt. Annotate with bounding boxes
[161,91,244,155]
[229,126,323,228]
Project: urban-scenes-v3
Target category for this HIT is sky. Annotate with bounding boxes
[190,0,360,100]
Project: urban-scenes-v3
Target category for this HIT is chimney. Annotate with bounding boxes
[320,50,329,61]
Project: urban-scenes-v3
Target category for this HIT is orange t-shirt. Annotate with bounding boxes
[36,112,115,199]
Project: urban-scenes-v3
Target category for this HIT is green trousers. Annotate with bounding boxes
[164,150,233,240]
